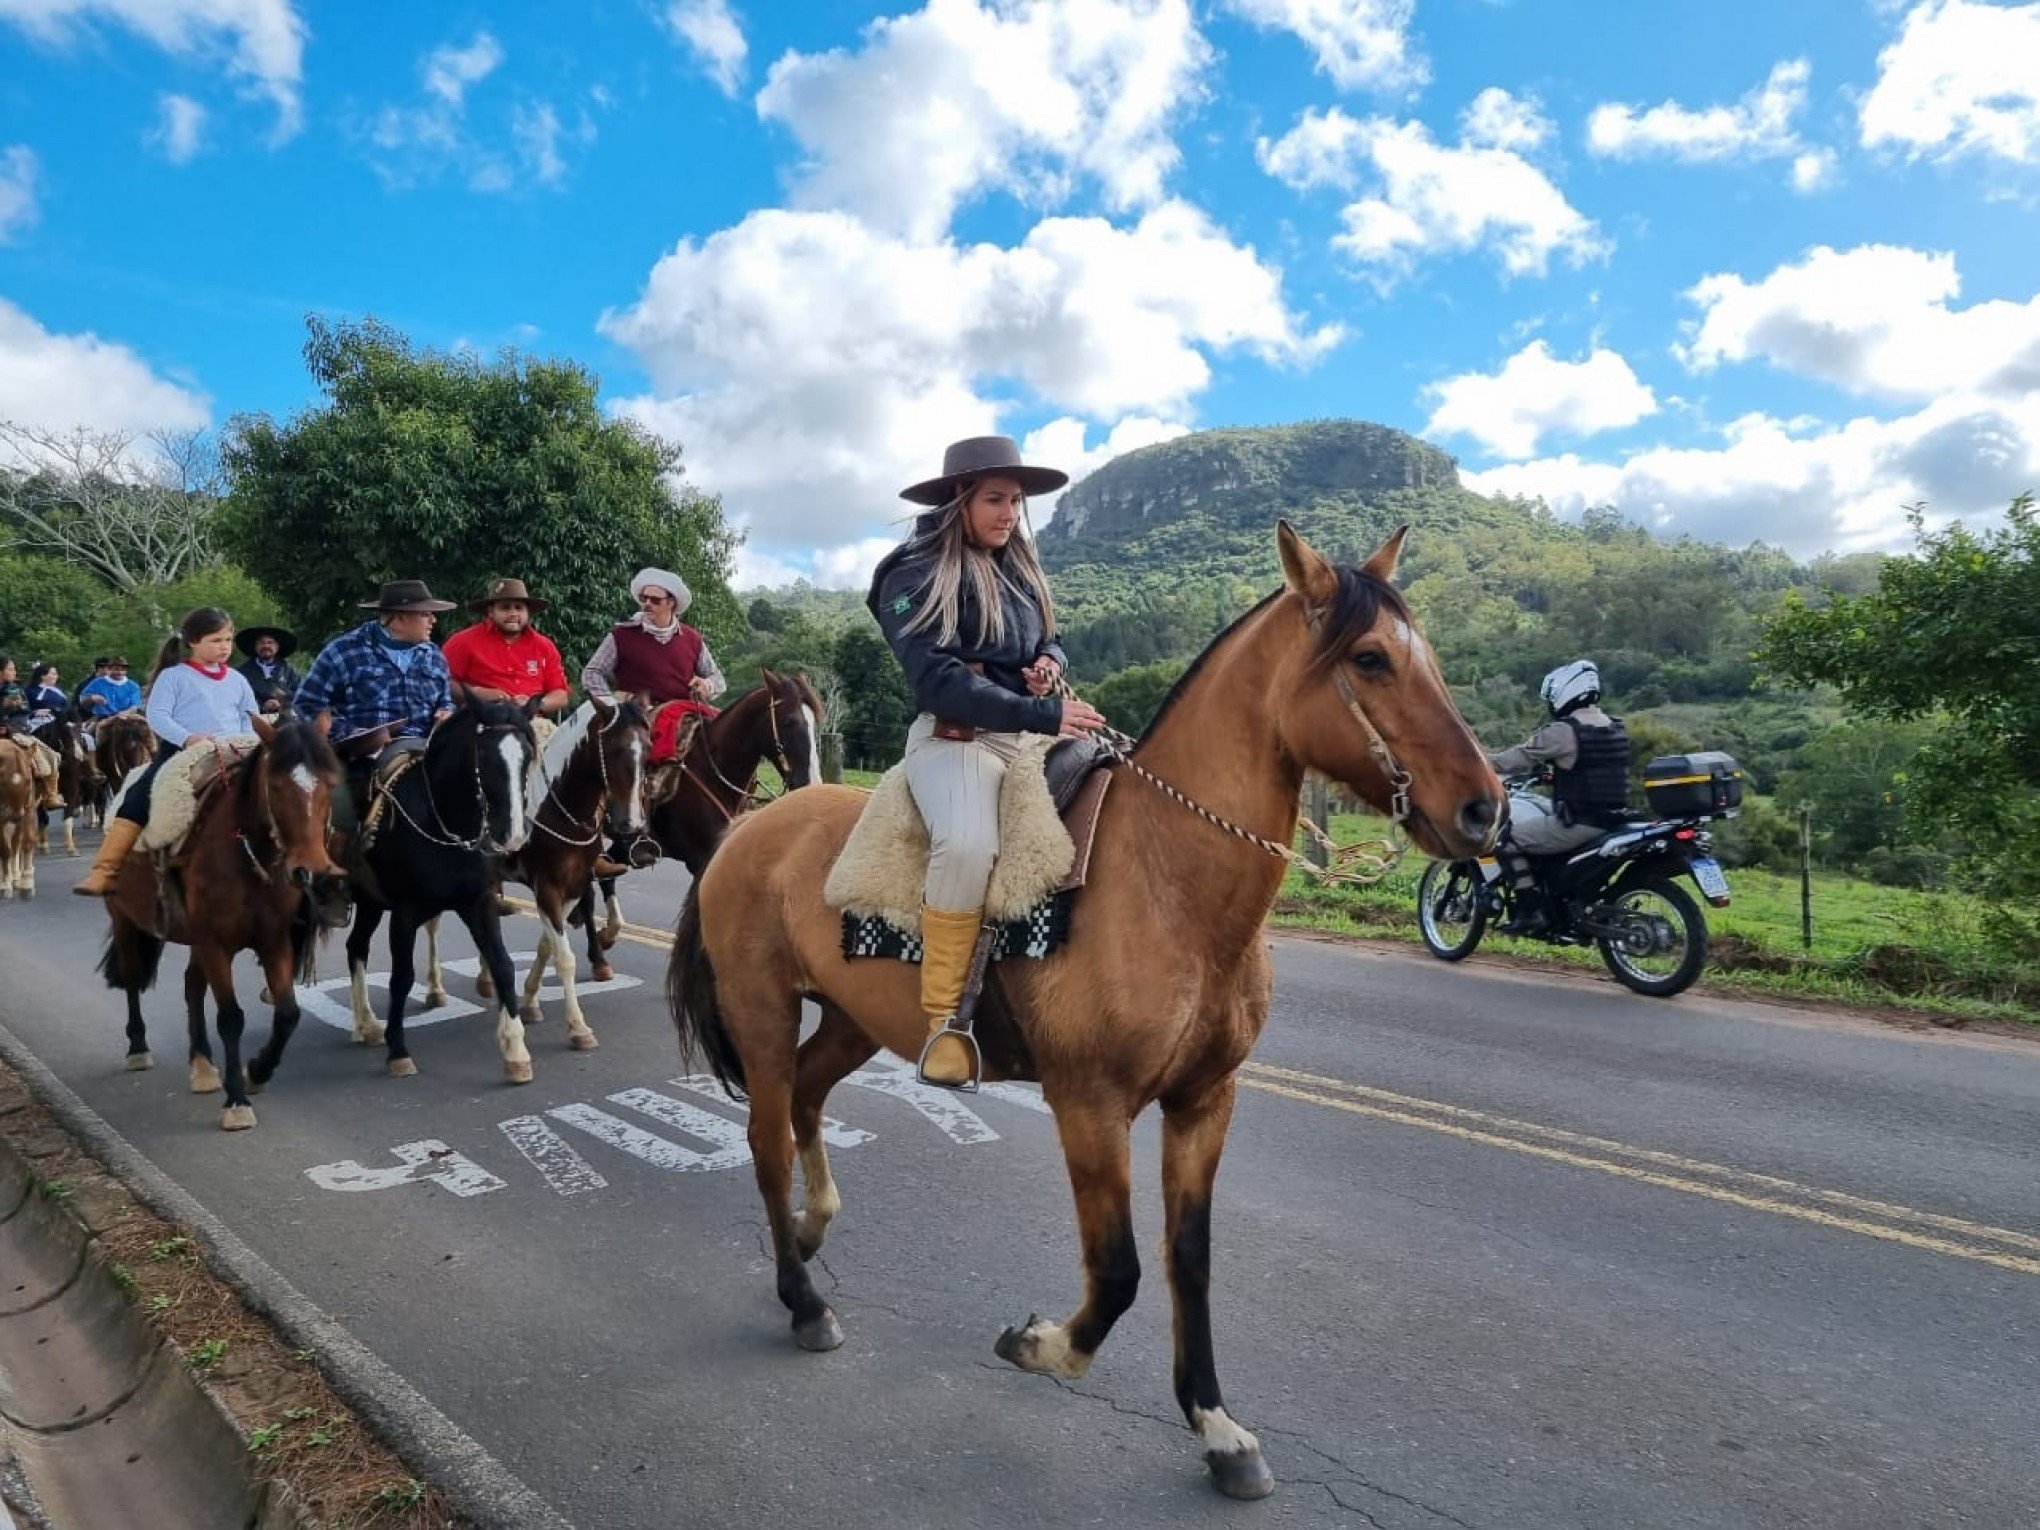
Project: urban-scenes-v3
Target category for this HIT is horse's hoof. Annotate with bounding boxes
[475,974,496,999]
[124,1052,153,1072]
[353,1026,386,1048]
[246,1069,268,1095]
[519,1001,543,1025]
[387,1057,418,1079]
[258,986,273,1004]
[591,964,614,983]
[422,990,447,1011]
[219,1105,257,1132]
[793,1310,844,1352]
[567,1031,599,1052]
[505,1059,534,1085]
[189,1059,222,1094]
[1206,1449,1275,1501]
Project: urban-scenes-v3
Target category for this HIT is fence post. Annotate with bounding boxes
[1303,774,1330,870]
[1799,803,1813,951]
[819,730,844,784]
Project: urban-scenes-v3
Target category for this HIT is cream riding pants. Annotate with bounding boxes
[902,713,1026,911]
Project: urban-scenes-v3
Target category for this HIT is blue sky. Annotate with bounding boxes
[2,0,2037,588]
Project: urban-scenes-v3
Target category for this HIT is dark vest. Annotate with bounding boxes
[610,622,702,704]
[1554,714,1631,826]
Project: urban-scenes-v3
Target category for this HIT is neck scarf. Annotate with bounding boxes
[185,660,231,680]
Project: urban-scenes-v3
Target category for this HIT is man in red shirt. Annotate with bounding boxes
[441,578,571,716]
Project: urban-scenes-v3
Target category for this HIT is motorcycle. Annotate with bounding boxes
[1416,761,1739,998]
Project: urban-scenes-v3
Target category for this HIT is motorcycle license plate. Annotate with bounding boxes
[1691,856,1730,903]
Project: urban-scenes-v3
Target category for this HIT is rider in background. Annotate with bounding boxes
[442,578,570,719]
[870,435,1106,1088]
[78,655,144,720]
[580,567,726,712]
[1487,658,1631,935]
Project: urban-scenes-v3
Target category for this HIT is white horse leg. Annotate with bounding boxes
[63,815,76,857]
[421,915,448,1009]
[348,957,384,1046]
[602,887,623,946]
[548,915,596,1050]
[497,1006,532,1084]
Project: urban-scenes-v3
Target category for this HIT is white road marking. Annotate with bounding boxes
[841,1055,1000,1145]
[667,1074,877,1147]
[499,1117,609,1196]
[297,951,641,1032]
[546,1103,737,1173]
[304,1141,505,1198]
[606,1088,752,1170]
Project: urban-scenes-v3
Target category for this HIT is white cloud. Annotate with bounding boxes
[1587,58,1813,164]
[1465,392,2040,554]
[0,297,209,434]
[149,92,207,162]
[1021,413,1190,520]
[1424,341,1657,459]
[1790,148,1838,190]
[1260,94,1605,278]
[367,32,592,193]
[600,201,1331,570]
[422,30,502,107]
[1680,244,2040,401]
[0,146,36,242]
[1860,0,2040,163]
[756,0,1209,241]
[0,0,306,138]
[1219,0,1425,93]
[662,0,747,96]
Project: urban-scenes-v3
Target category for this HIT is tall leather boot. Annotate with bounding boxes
[916,904,985,1088]
[74,817,141,896]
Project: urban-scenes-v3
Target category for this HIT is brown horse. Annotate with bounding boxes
[667,523,1503,1499]
[97,721,352,1130]
[96,714,154,798]
[0,735,39,898]
[46,717,103,853]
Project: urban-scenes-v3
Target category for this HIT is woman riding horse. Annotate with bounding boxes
[868,436,1106,1087]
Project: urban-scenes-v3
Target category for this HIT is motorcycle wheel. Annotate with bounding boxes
[1595,875,1707,997]
[1417,858,1486,961]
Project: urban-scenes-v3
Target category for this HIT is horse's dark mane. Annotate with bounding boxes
[1137,564,1410,745]
[236,721,340,814]
[785,670,826,723]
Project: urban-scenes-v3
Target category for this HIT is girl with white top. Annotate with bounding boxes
[76,607,264,896]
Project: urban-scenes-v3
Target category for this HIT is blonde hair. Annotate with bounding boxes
[900,482,1058,649]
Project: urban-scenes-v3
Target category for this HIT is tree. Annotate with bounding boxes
[1759,497,2040,896]
[1087,659,1186,737]
[219,317,742,667]
[0,423,224,592]
[832,626,915,769]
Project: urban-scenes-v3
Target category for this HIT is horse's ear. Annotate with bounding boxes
[1277,519,1337,605]
[1362,523,1411,583]
[760,665,780,686]
[590,694,616,720]
[522,695,544,719]
[252,714,277,744]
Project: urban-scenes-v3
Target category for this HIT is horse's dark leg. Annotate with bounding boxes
[995,1090,1139,1379]
[576,878,613,982]
[789,1003,878,1262]
[344,899,386,1047]
[455,900,532,1084]
[1160,1075,1271,1499]
[198,944,256,1131]
[110,917,154,1071]
[247,942,301,1093]
[381,905,420,1078]
[183,957,221,1096]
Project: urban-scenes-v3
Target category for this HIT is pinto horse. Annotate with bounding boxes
[45,715,103,853]
[667,523,1503,1499]
[576,669,823,959]
[96,722,351,1130]
[341,699,539,1082]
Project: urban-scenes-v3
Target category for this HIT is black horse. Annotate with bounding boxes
[339,699,540,1083]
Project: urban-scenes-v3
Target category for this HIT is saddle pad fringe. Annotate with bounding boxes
[842,891,1074,964]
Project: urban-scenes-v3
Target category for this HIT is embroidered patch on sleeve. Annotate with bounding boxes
[891,595,913,614]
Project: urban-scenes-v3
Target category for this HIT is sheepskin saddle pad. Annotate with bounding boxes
[826,735,1113,964]
[130,737,262,856]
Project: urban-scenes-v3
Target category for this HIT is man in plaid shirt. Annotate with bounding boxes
[297,579,458,746]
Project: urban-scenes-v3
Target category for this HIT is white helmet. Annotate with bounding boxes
[1540,658,1600,715]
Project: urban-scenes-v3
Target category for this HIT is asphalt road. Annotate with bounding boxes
[2,842,2037,1530]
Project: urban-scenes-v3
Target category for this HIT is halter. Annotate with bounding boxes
[1058,595,1416,887]
[531,705,639,848]
[686,683,800,821]
[379,715,531,853]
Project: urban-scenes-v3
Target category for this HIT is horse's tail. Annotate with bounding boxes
[98,922,164,994]
[667,882,746,1100]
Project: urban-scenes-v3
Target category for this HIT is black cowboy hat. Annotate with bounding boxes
[107,655,132,669]
[91,656,111,668]
[358,579,457,614]
[234,626,299,659]
[900,435,1069,506]
[470,576,550,614]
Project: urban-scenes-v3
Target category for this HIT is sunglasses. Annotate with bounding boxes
[637,593,674,606]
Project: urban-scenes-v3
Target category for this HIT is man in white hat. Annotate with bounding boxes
[580,566,725,709]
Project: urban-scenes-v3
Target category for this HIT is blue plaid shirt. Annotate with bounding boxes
[295,620,452,741]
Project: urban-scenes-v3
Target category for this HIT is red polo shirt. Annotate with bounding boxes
[441,620,569,699]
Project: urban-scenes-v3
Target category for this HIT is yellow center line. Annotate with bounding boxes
[514,898,2040,1276]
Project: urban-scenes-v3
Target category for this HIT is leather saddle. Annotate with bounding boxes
[1042,736,1115,894]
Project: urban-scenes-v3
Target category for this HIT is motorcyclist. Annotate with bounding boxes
[1487,659,1631,935]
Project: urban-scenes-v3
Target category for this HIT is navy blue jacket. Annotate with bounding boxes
[868,516,1069,736]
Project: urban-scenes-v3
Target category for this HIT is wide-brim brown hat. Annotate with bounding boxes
[900,435,1069,506]
[359,579,457,614]
[470,577,549,614]
[235,626,299,659]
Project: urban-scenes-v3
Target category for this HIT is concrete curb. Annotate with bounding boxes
[0,1018,573,1530]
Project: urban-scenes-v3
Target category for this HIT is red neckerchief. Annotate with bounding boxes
[185,660,232,680]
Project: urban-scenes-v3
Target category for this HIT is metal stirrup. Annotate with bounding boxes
[916,1017,983,1094]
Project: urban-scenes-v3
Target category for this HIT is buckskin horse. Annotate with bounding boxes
[340,698,539,1083]
[0,733,39,898]
[666,524,1503,1499]
[95,721,352,1130]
